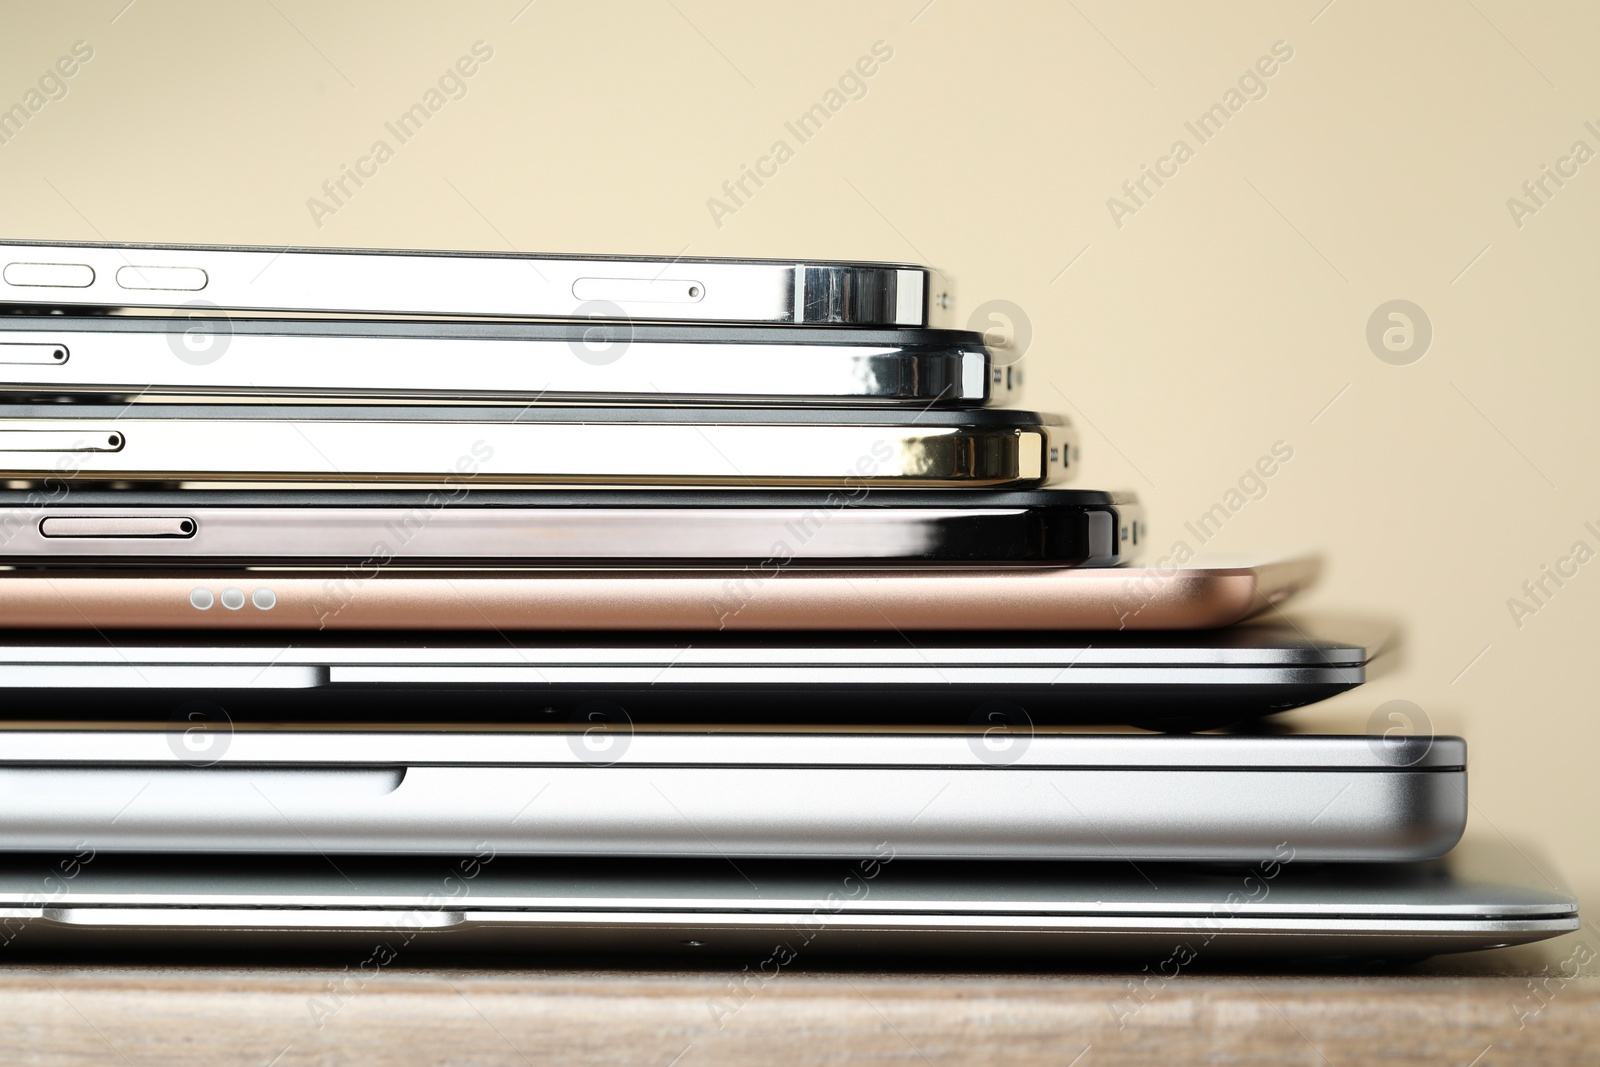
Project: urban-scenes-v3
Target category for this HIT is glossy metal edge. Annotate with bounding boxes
[0,242,929,326]
[0,502,1126,564]
[0,327,990,404]
[0,419,1066,487]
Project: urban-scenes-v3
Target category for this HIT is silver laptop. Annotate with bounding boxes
[0,240,941,326]
[0,618,1382,727]
[0,729,1464,862]
[0,318,1007,406]
[0,842,1573,962]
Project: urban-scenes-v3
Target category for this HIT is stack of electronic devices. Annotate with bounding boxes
[0,239,1576,962]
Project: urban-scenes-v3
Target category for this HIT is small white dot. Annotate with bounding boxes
[252,587,276,610]
[220,587,245,610]
[189,588,214,610]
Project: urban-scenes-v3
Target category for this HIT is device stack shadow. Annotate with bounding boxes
[0,238,1576,964]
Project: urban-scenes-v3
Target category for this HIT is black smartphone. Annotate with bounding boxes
[0,488,1137,567]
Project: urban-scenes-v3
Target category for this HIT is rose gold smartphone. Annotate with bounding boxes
[0,557,1314,630]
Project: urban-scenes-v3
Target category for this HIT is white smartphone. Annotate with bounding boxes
[0,239,944,325]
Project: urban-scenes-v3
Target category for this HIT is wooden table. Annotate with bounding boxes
[4,932,1596,1065]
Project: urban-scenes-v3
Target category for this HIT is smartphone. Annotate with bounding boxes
[0,556,1314,630]
[0,317,1009,406]
[0,488,1134,566]
[0,404,1071,488]
[0,239,944,326]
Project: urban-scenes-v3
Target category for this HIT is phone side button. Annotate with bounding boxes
[3,263,95,288]
[115,266,209,291]
[0,430,125,452]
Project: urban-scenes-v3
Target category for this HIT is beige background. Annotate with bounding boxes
[0,0,1595,909]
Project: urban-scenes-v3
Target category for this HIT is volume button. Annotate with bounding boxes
[3,263,95,288]
[115,265,208,292]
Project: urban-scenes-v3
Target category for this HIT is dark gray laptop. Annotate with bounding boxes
[0,617,1387,727]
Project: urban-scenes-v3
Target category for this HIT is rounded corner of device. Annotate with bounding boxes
[1405,775,1470,862]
